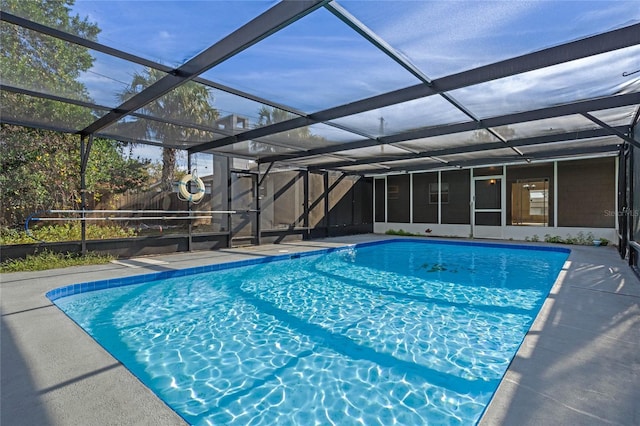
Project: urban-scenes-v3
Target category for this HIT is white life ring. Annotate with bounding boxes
[178,174,205,203]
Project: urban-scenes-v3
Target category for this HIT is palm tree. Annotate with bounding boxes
[257,106,298,127]
[119,68,219,191]
[256,106,327,150]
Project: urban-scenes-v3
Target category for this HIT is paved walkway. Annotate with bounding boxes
[2,235,638,425]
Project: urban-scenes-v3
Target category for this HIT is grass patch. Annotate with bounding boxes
[0,250,115,272]
[1,223,137,245]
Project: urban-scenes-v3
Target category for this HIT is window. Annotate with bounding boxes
[528,188,546,216]
[388,185,399,200]
[511,179,549,226]
[429,182,449,204]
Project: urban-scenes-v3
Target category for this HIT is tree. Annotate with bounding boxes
[255,106,327,153]
[257,106,298,126]
[0,124,153,225]
[86,139,153,196]
[0,0,100,127]
[118,68,219,191]
[0,1,154,226]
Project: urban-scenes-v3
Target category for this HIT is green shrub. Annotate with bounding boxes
[543,233,609,246]
[0,250,115,272]
[544,234,564,244]
[385,229,417,236]
[385,228,431,237]
[574,231,594,245]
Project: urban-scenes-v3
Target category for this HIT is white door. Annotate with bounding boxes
[472,175,504,239]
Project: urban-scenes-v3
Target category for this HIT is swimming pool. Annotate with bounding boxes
[48,239,569,425]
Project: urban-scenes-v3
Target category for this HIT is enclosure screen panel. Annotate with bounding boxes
[441,170,470,224]
[557,158,615,228]
[387,175,410,223]
[353,177,373,225]
[375,179,385,222]
[309,172,327,228]
[329,174,355,227]
[412,172,438,224]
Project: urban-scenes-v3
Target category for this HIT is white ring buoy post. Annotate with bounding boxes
[178,174,205,203]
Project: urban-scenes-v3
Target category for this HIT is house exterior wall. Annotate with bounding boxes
[374,156,618,242]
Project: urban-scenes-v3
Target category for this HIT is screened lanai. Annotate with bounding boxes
[2,3,640,425]
[1,0,640,265]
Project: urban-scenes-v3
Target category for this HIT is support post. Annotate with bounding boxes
[256,162,274,246]
[79,134,94,256]
[351,175,355,227]
[303,170,309,239]
[227,157,233,248]
[628,142,634,265]
[618,144,629,259]
[256,166,261,246]
[324,171,329,237]
[187,154,193,251]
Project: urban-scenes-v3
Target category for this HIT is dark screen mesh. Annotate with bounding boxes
[557,158,615,228]
[441,170,470,224]
[412,172,438,223]
[387,174,410,223]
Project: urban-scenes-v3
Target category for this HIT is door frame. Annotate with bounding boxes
[229,169,258,247]
[471,169,506,239]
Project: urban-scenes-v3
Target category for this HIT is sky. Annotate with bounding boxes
[69,0,640,109]
[63,0,640,166]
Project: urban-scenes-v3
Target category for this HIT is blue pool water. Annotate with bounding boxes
[50,240,569,425]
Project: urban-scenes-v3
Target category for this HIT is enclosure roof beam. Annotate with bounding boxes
[262,92,640,163]
[10,14,312,126]
[0,83,112,113]
[581,113,640,149]
[78,0,328,136]
[306,126,628,170]
[2,13,313,118]
[325,2,432,86]
[356,145,619,175]
[1,12,170,72]
[190,22,640,155]
[325,3,514,154]
[0,83,269,143]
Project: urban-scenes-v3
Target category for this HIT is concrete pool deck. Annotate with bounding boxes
[1,234,638,425]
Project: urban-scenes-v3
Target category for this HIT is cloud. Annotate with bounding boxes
[573,1,640,28]
[342,0,639,78]
[78,53,147,106]
[448,45,640,118]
